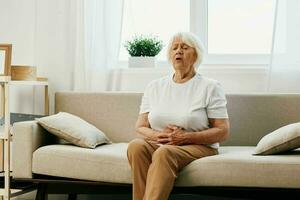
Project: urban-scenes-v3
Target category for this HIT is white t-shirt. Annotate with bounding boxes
[139,73,228,149]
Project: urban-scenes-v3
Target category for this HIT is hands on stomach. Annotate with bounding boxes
[148,124,189,146]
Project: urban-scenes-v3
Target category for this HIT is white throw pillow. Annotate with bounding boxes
[36,112,110,148]
[253,122,300,155]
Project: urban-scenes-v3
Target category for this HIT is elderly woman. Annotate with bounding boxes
[127,32,230,200]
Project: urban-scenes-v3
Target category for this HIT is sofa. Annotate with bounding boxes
[12,92,300,199]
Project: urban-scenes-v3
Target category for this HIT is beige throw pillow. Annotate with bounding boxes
[36,112,110,148]
[253,122,300,155]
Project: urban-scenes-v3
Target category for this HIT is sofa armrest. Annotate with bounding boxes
[12,120,57,178]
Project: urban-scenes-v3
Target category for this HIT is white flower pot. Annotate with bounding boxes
[128,56,156,68]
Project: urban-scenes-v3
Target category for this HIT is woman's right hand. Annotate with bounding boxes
[146,126,172,144]
[135,113,181,144]
[155,125,182,144]
[155,132,170,143]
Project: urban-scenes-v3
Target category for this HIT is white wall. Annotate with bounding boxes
[111,66,268,94]
[0,0,36,114]
[0,0,73,115]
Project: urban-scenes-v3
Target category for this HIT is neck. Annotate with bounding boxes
[173,69,196,83]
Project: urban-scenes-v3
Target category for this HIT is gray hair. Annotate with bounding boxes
[167,32,205,68]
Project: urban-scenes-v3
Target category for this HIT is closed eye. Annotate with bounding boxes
[182,45,189,49]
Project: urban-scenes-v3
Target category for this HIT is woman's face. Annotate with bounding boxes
[170,37,197,71]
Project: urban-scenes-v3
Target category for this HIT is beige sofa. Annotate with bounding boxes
[12,92,300,199]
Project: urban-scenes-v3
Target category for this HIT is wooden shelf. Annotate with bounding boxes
[0,127,5,140]
[0,79,10,200]
[0,77,10,83]
[0,126,12,140]
[10,80,48,86]
[0,176,38,197]
[0,188,21,195]
[0,76,44,199]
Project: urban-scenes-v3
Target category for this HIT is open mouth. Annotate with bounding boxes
[175,58,182,60]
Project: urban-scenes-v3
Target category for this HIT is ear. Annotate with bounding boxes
[192,48,197,64]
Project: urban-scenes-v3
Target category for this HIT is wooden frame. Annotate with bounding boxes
[0,76,11,200]
[0,44,12,76]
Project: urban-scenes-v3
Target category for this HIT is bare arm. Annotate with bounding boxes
[185,118,230,145]
[135,113,170,143]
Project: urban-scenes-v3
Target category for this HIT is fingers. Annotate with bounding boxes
[160,134,176,145]
[157,133,170,138]
[157,138,171,144]
[146,139,159,144]
[159,136,183,145]
[167,124,177,129]
[155,127,184,145]
[167,124,183,130]
[165,141,180,145]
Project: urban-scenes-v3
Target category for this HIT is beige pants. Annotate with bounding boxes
[127,138,218,200]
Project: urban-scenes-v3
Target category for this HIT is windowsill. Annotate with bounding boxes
[114,62,269,74]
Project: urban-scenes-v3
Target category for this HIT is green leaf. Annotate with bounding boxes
[124,34,163,57]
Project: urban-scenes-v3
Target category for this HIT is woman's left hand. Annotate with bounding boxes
[162,124,189,146]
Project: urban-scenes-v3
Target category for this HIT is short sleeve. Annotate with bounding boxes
[206,82,228,119]
[139,83,152,114]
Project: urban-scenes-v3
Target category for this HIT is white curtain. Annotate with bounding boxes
[73,0,124,91]
[33,0,123,114]
[34,0,86,114]
[268,0,300,92]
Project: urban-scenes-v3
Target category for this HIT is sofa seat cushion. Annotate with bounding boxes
[33,145,300,188]
[32,143,132,184]
[176,146,300,188]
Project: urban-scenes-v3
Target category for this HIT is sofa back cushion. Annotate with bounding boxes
[55,92,300,145]
[55,92,141,143]
[224,94,300,146]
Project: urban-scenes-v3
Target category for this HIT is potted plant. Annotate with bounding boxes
[124,35,163,68]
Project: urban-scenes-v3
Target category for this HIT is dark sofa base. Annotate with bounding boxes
[12,175,300,200]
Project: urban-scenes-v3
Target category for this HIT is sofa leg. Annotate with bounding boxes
[68,193,77,200]
[35,183,48,200]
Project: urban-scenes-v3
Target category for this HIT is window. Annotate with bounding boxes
[120,0,276,65]
[207,0,275,54]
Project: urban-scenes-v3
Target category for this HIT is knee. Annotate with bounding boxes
[152,146,173,163]
[127,139,148,157]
